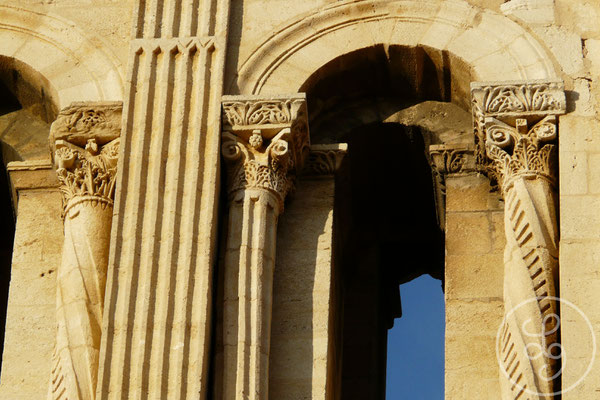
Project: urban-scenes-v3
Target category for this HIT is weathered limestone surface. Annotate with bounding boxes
[472,81,565,400]
[270,177,337,400]
[0,163,61,400]
[437,147,505,399]
[2,0,600,399]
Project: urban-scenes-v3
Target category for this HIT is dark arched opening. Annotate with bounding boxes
[301,44,473,398]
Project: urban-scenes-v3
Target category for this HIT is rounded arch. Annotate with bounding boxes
[0,4,124,110]
[233,0,559,98]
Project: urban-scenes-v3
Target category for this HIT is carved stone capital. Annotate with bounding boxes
[429,144,475,177]
[302,144,348,177]
[50,102,122,214]
[221,94,310,209]
[471,80,566,191]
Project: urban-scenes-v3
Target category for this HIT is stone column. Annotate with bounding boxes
[48,102,121,400]
[220,94,309,400]
[472,81,566,400]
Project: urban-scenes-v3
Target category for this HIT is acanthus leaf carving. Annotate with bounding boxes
[50,102,122,214]
[222,130,294,208]
[221,94,310,210]
[53,138,120,214]
[472,80,565,182]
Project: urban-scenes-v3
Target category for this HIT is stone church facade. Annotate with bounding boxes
[0,0,598,399]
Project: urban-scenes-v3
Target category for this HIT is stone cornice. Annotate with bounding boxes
[50,102,122,214]
[471,80,566,192]
[221,94,310,209]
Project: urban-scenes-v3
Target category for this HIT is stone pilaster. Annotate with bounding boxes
[472,80,566,400]
[96,1,232,398]
[48,102,121,400]
[429,144,476,230]
[221,94,309,400]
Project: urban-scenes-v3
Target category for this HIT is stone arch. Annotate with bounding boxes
[233,0,559,98]
[0,5,124,110]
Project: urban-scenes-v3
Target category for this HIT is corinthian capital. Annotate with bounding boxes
[221,94,310,209]
[471,80,566,191]
[50,102,122,213]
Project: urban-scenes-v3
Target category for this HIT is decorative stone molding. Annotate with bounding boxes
[471,81,565,399]
[48,102,121,400]
[302,144,348,177]
[222,94,310,209]
[234,1,559,95]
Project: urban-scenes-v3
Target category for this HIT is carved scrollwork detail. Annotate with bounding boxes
[50,102,122,214]
[428,144,475,230]
[221,94,310,210]
[472,81,565,182]
[222,130,294,209]
[50,101,122,146]
[472,81,566,116]
[484,116,557,192]
[53,138,120,214]
[429,145,475,177]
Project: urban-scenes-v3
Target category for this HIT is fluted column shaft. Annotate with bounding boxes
[472,81,566,400]
[48,103,121,400]
[220,95,309,400]
[223,189,280,399]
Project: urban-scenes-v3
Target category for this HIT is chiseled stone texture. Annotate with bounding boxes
[0,189,63,400]
[445,174,505,400]
[270,177,337,400]
[1,0,600,399]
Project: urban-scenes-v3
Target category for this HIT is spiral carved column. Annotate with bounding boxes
[472,82,566,400]
[220,95,309,400]
[48,103,121,400]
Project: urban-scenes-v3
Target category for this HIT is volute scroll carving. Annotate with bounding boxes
[221,94,310,211]
[53,138,120,214]
[471,80,565,183]
[471,80,565,400]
